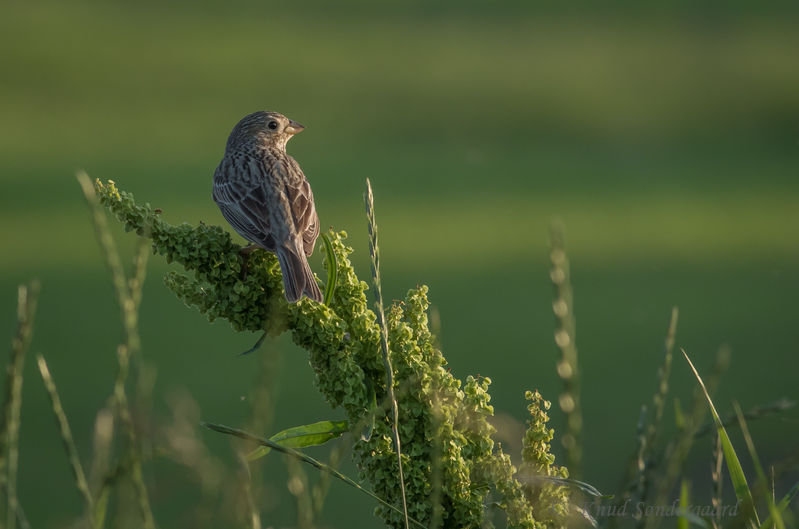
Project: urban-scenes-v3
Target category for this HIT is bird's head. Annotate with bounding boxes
[225,111,305,152]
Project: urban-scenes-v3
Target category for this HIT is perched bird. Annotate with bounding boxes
[213,111,322,303]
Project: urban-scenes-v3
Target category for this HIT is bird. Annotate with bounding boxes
[213,111,323,303]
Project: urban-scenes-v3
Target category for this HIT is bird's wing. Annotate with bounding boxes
[213,161,276,250]
[284,156,320,256]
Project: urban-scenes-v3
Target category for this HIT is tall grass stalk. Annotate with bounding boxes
[629,308,680,529]
[1,281,39,529]
[310,437,348,517]
[364,178,410,529]
[548,220,583,477]
[733,401,785,529]
[35,355,95,527]
[236,454,261,529]
[77,172,154,528]
[241,340,280,526]
[648,307,679,451]
[286,456,313,528]
[694,399,795,438]
[646,345,730,529]
[88,408,114,525]
[626,404,648,521]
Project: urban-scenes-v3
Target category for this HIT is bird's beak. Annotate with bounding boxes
[285,120,305,135]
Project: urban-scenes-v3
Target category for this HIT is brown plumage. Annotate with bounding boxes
[213,111,322,303]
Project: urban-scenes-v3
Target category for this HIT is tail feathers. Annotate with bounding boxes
[276,244,323,303]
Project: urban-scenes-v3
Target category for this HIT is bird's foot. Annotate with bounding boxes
[239,245,259,280]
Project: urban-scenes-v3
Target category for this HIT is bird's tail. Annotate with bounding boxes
[276,242,323,303]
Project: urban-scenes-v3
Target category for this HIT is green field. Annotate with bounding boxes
[2,2,798,527]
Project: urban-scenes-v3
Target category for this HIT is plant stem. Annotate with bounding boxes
[549,220,583,478]
[78,172,155,529]
[364,178,410,529]
[36,355,95,526]
[1,282,39,529]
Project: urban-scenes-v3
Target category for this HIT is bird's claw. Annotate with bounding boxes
[239,245,258,280]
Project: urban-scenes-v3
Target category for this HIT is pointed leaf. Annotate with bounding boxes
[320,232,338,306]
[247,420,349,461]
[682,350,759,527]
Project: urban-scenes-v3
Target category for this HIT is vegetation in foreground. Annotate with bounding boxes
[0,177,795,528]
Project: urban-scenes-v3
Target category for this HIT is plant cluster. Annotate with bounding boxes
[94,179,571,528]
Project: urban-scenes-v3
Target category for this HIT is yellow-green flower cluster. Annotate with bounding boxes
[95,179,570,528]
[520,391,571,526]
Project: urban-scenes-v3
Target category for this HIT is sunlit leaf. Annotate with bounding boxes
[320,232,338,306]
[682,350,759,527]
[247,420,349,461]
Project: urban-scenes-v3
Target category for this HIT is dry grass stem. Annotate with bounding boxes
[364,178,410,529]
[36,355,95,526]
[548,220,583,477]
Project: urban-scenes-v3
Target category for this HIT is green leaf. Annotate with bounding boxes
[320,232,338,306]
[246,420,349,461]
[682,350,760,527]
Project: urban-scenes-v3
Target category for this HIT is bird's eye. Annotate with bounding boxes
[267,121,278,130]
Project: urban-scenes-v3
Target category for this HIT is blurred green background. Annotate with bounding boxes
[2,1,798,527]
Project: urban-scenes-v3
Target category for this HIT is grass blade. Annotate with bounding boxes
[711,433,724,529]
[616,308,679,521]
[237,453,262,529]
[693,399,795,439]
[78,172,155,529]
[77,173,136,341]
[732,401,783,529]
[246,420,349,461]
[677,480,690,529]
[682,349,759,527]
[203,422,425,528]
[1,281,39,529]
[648,347,730,529]
[364,178,410,529]
[320,232,338,306]
[760,481,799,529]
[36,355,95,527]
[652,307,679,439]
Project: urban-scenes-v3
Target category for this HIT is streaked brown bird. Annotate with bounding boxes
[213,111,322,303]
